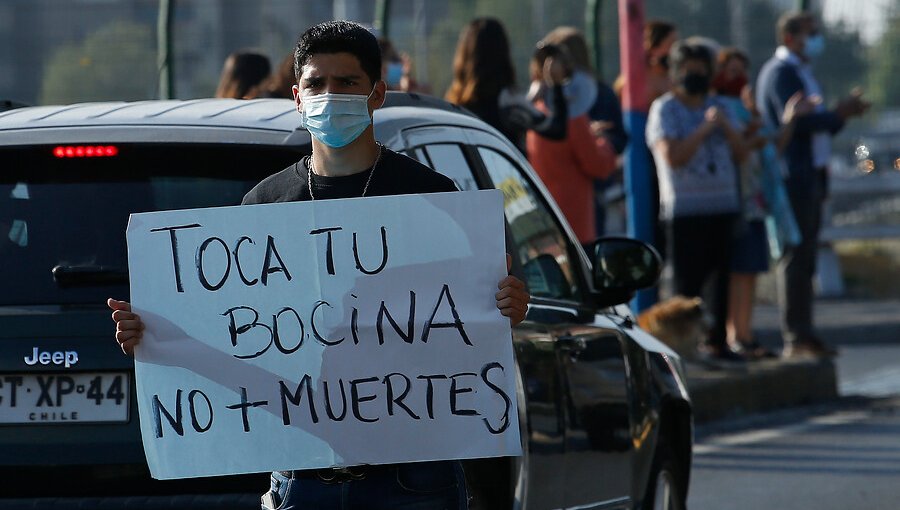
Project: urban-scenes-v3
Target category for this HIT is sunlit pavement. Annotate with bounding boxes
[688,342,900,510]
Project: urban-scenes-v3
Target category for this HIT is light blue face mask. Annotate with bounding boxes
[385,62,404,88]
[299,89,374,148]
[804,34,825,59]
[562,70,598,118]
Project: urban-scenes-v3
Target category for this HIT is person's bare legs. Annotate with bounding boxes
[727,272,757,348]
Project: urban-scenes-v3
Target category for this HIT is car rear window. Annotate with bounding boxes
[0,144,304,306]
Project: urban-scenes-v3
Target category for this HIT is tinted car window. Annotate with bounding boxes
[0,144,302,306]
[418,144,478,191]
[477,147,582,302]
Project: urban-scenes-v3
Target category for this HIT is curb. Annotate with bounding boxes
[686,358,838,423]
[684,299,898,424]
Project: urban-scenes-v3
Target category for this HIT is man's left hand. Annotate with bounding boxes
[496,254,530,327]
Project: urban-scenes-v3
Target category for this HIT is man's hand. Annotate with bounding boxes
[108,298,143,356]
[496,254,530,327]
[782,91,815,124]
[835,88,870,120]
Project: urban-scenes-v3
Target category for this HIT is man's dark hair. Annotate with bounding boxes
[293,20,382,85]
[668,40,714,77]
[777,11,815,44]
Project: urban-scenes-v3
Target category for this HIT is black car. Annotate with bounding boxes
[0,93,692,510]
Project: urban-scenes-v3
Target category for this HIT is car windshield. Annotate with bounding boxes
[0,144,304,306]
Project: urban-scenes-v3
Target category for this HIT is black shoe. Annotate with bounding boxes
[699,343,747,363]
[730,339,777,360]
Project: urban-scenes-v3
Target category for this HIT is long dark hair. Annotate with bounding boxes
[215,51,271,99]
[445,18,516,107]
[644,20,677,52]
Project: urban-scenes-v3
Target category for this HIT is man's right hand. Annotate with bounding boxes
[835,88,870,120]
[108,298,143,356]
[782,91,815,124]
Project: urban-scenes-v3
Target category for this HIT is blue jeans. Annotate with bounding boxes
[261,461,468,510]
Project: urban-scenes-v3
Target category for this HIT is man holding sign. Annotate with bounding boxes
[109,20,529,510]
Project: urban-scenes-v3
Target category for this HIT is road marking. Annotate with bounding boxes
[841,366,900,397]
[694,410,870,455]
[550,496,631,510]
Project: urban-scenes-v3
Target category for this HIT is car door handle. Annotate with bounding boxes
[558,335,586,353]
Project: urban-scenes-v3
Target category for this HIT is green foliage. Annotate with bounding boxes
[40,22,157,104]
[866,2,900,108]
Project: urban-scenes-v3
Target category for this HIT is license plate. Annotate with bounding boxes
[0,372,130,424]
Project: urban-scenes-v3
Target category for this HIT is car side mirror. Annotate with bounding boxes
[588,237,662,307]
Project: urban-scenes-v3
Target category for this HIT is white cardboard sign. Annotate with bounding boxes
[126,190,521,480]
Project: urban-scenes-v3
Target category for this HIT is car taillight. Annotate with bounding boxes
[53,145,119,158]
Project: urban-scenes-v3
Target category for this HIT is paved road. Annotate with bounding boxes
[689,344,900,510]
[838,345,900,397]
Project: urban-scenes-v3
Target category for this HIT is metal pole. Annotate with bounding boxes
[375,0,391,38]
[586,0,603,73]
[157,0,175,99]
[618,0,655,312]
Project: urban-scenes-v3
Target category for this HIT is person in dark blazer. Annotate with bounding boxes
[755,11,868,358]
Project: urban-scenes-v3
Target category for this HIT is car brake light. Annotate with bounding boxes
[53,145,119,158]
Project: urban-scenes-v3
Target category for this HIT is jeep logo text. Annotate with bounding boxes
[23,347,79,368]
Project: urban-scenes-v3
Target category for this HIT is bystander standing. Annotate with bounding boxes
[713,48,776,359]
[756,11,869,358]
[445,18,568,154]
[540,26,628,238]
[646,40,748,363]
[526,42,617,247]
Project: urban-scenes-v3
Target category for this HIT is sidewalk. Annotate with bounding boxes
[685,299,900,423]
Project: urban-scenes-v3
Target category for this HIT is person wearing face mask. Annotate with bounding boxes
[377,37,428,94]
[539,26,628,239]
[646,40,749,363]
[756,11,869,359]
[446,18,569,155]
[107,20,530,510]
[526,43,617,246]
